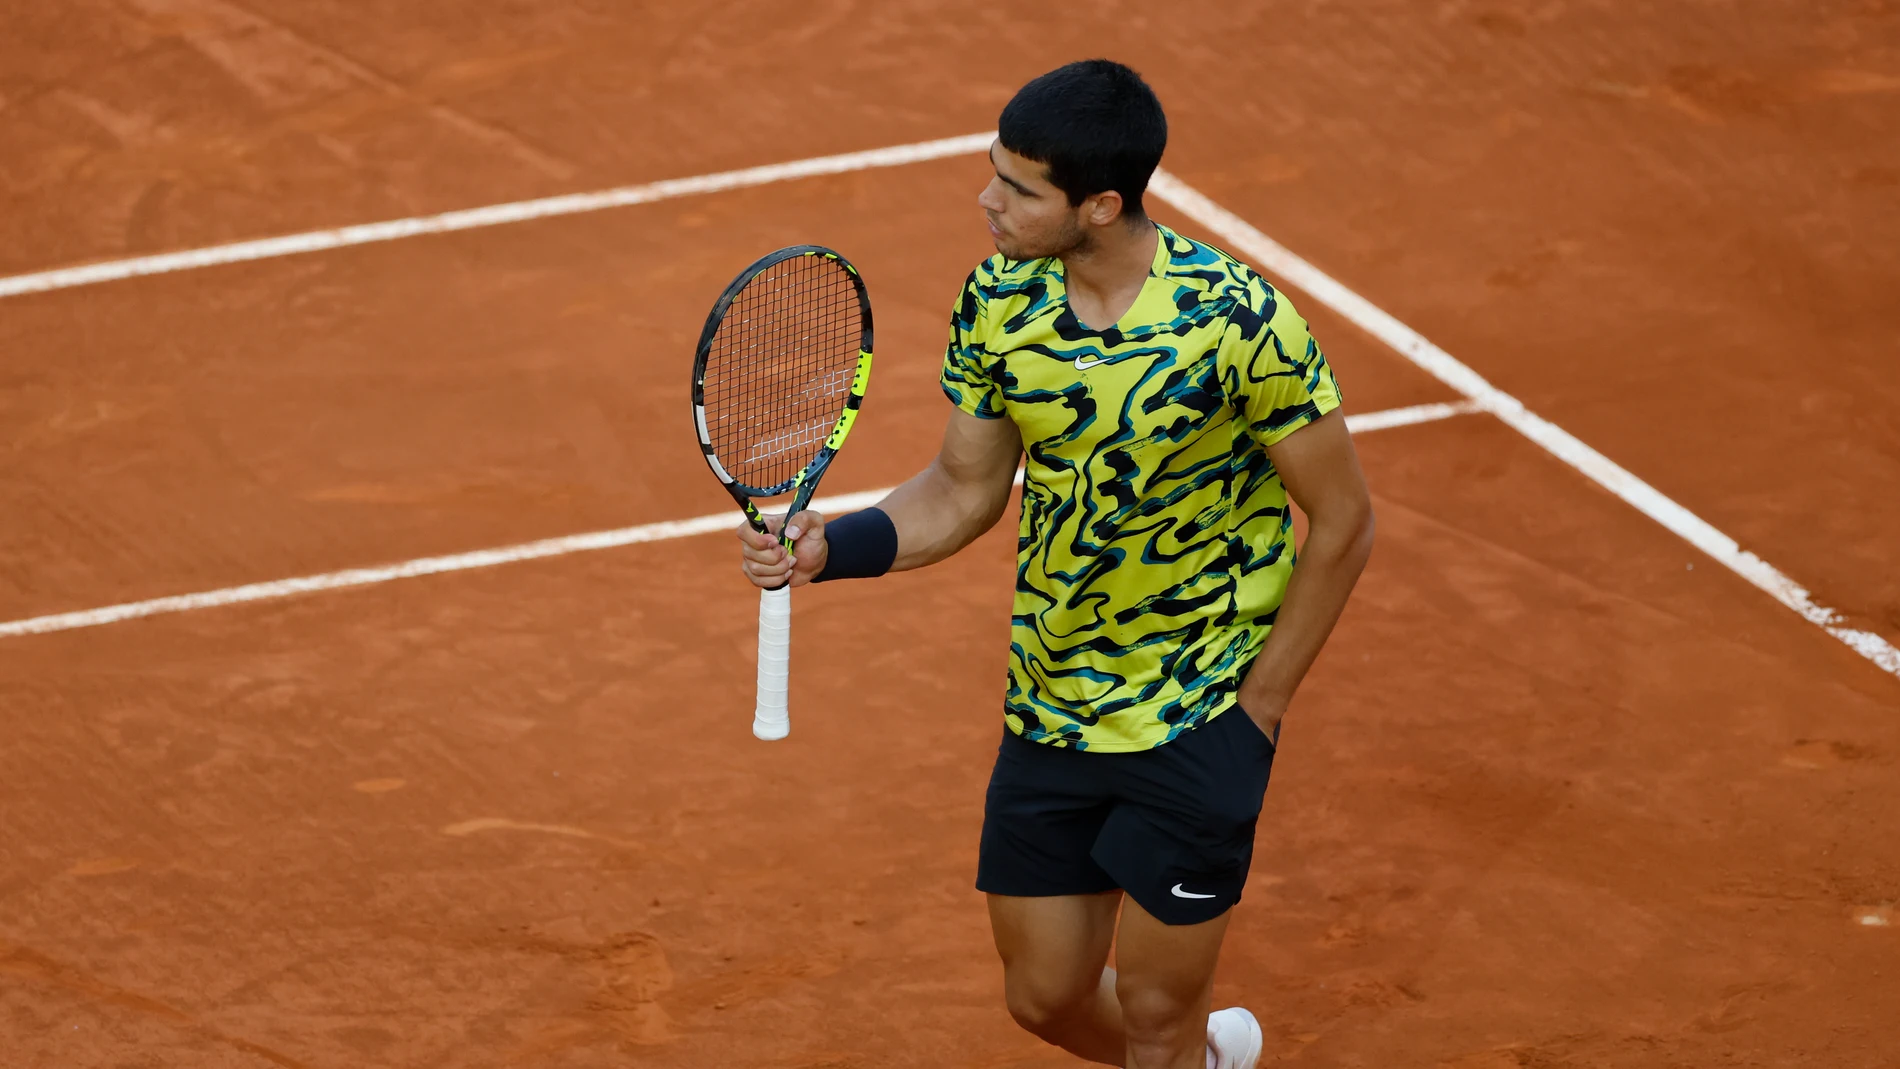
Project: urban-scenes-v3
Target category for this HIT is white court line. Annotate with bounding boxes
[1340,399,1482,433]
[0,132,996,300]
[1,130,1889,680]
[0,404,1469,638]
[1148,170,1900,679]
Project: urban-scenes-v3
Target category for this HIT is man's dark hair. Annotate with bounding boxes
[998,59,1168,216]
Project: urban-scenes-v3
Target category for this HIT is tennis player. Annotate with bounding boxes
[737,59,1374,1069]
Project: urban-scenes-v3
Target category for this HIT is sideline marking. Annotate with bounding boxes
[1148,170,1900,679]
[0,133,997,300]
[0,404,1467,638]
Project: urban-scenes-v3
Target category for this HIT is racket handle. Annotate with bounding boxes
[753,586,792,740]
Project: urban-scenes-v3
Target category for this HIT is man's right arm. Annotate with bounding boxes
[737,408,1020,588]
[881,408,1022,571]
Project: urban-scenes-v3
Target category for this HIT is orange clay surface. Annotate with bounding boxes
[2,2,1897,1066]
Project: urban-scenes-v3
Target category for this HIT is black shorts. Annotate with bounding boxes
[975,707,1277,926]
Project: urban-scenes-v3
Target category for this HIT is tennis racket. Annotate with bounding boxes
[691,246,874,741]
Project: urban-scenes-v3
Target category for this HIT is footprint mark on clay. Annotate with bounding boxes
[1781,739,1877,769]
[440,817,639,850]
[499,927,676,1054]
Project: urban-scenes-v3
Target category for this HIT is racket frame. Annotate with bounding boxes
[690,245,874,544]
[689,245,874,741]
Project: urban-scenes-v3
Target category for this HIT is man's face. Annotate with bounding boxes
[977,141,1088,261]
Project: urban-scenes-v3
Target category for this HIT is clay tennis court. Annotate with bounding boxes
[3,2,1898,1066]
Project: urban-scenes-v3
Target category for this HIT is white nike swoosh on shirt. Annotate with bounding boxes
[1073,356,1109,370]
[1170,883,1218,899]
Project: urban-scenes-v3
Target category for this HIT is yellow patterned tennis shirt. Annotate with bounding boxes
[941,224,1341,751]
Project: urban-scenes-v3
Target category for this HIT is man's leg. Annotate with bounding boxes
[1113,895,1232,1069]
[1087,708,1278,1069]
[987,891,1126,1066]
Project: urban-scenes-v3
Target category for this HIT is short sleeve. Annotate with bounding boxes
[1226,290,1341,447]
[939,270,1008,419]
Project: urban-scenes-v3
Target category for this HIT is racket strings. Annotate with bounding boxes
[703,255,862,491]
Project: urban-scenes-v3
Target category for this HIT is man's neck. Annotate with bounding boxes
[1059,218,1159,331]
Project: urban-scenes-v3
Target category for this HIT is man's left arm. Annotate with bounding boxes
[1236,407,1376,737]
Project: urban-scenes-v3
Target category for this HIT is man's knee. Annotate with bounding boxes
[1115,977,1199,1046]
[1003,969,1099,1036]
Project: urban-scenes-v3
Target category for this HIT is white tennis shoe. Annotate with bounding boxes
[1205,1006,1262,1069]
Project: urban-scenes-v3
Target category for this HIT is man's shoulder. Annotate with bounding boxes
[966,252,1058,295]
[959,254,1061,336]
[1156,226,1282,330]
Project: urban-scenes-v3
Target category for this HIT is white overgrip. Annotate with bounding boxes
[753,585,792,739]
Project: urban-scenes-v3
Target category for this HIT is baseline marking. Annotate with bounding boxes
[0,133,996,300]
[1147,169,1900,678]
[0,404,1468,638]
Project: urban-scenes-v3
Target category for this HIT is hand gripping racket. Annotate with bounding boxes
[691,246,873,740]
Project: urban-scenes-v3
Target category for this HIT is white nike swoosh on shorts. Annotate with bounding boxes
[1170,883,1218,899]
[1073,356,1108,370]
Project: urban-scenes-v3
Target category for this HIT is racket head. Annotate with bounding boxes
[691,246,874,517]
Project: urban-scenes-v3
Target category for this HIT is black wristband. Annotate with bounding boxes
[813,507,898,583]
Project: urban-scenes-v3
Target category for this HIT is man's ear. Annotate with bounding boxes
[1083,189,1126,228]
